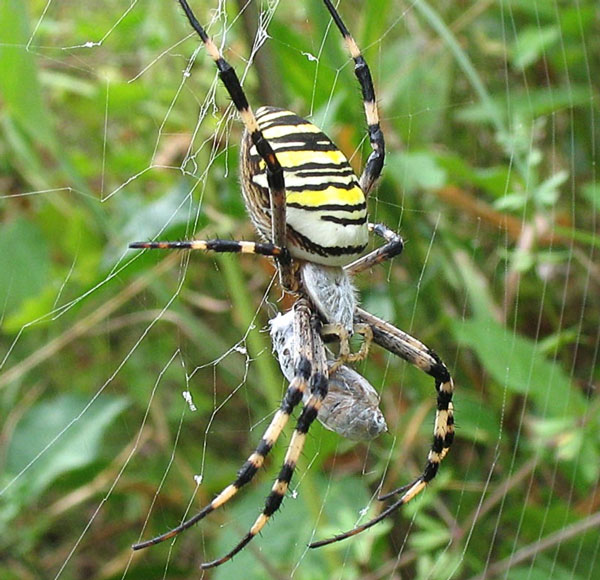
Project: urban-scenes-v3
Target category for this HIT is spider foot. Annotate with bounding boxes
[377,478,419,501]
[309,478,428,549]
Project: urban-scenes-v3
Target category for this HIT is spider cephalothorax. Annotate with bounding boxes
[130,0,454,569]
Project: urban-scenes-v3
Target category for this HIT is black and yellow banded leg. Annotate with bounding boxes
[176,0,290,281]
[201,301,329,569]
[310,306,454,548]
[321,0,384,195]
[129,238,290,263]
[344,223,404,276]
[132,300,314,552]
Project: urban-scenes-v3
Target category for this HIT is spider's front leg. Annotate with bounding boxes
[310,306,455,548]
[321,0,385,196]
[303,222,402,370]
[299,261,373,372]
[345,222,405,276]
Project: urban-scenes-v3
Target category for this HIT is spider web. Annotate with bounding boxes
[0,1,598,579]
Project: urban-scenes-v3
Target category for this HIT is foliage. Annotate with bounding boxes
[0,1,598,579]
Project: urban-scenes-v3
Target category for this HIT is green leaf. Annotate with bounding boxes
[507,569,559,580]
[3,285,57,334]
[386,151,447,194]
[0,0,55,149]
[0,218,50,319]
[452,317,585,418]
[511,26,560,71]
[454,391,499,444]
[511,248,535,273]
[5,394,128,504]
[113,181,196,262]
[456,86,592,124]
[385,43,453,144]
[534,170,569,207]
[494,192,528,212]
[436,153,516,198]
[581,181,599,209]
[508,559,587,580]
[409,513,451,551]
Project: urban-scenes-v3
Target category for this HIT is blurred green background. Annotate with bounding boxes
[1,1,598,579]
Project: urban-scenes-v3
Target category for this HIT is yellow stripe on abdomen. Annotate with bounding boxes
[261,123,323,139]
[287,185,365,208]
[253,148,351,169]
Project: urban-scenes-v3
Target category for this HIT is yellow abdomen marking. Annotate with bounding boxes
[287,185,365,208]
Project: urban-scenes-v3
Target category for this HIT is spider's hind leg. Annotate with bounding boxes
[357,306,455,493]
[200,298,330,569]
[131,299,313,552]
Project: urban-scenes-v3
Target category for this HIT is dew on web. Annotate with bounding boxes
[182,390,197,412]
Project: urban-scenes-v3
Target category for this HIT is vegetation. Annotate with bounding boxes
[1,1,598,579]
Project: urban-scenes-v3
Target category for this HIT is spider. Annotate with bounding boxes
[130,0,454,569]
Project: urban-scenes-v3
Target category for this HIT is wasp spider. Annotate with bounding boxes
[130,0,455,568]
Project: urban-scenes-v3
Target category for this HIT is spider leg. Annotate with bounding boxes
[132,300,314,552]
[129,239,289,263]
[309,306,454,548]
[172,1,294,288]
[357,307,454,479]
[345,223,404,276]
[321,0,384,195]
[201,300,329,569]
[346,323,373,364]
